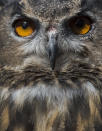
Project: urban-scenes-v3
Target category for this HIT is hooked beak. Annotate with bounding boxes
[47,32,58,70]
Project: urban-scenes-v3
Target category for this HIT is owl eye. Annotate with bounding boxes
[13,19,35,37]
[69,16,92,35]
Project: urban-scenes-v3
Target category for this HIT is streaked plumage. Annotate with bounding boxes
[0,0,102,131]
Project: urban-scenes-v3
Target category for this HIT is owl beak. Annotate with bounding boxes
[47,33,58,70]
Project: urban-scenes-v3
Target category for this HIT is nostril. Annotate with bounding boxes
[46,26,57,36]
[48,26,57,32]
[46,25,56,31]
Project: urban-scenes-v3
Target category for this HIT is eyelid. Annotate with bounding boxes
[68,14,94,35]
[12,18,35,37]
[11,16,40,39]
[62,13,95,40]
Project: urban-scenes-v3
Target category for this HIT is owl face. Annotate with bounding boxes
[0,1,102,130]
[0,0,102,70]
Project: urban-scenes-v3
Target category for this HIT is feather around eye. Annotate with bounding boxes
[69,16,92,35]
[13,19,35,37]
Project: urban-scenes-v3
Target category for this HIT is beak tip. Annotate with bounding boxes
[49,57,55,70]
[51,64,55,70]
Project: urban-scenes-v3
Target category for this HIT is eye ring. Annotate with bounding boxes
[12,18,36,37]
[68,16,93,35]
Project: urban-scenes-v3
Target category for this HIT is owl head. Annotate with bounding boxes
[0,0,102,71]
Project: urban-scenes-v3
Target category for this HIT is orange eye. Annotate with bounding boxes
[13,19,35,37]
[69,16,92,35]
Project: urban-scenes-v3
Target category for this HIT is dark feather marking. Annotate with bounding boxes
[0,62,102,89]
[0,64,102,130]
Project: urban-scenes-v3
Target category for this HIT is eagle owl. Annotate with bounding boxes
[0,0,102,131]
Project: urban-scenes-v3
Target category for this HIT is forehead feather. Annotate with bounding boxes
[0,0,102,20]
[19,0,81,19]
[19,0,102,19]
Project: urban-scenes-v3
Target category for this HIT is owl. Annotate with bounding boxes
[0,0,102,131]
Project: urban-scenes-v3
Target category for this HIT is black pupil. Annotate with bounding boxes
[22,21,29,29]
[75,19,85,28]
